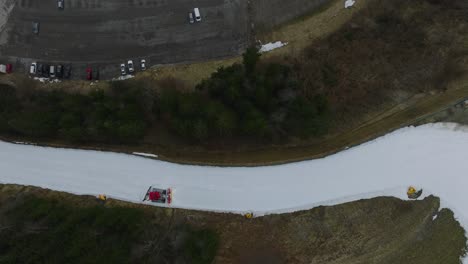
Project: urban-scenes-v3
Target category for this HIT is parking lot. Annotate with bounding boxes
[0,0,250,79]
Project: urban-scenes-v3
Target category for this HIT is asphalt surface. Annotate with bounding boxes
[0,0,332,80]
[252,0,329,32]
[0,0,250,79]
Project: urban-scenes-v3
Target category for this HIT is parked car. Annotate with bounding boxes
[30,62,37,74]
[49,65,56,78]
[64,64,71,79]
[37,63,43,75]
[43,64,50,77]
[140,59,146,71]
[6,64,12,74]
[120,63,126,75]
[57,0,64,9]
[86,67,92,80]
[56,65,63,78]
[188,12,194,24]
[127,60,134,73]
[32,22,40,34]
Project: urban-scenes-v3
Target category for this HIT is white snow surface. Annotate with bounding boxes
[345,0,356,8]
[33,77,49,83]
[112,74,134,81]
[0,123,468,262]
[14,141,37,145]
[259,41,287,53]
[132,152,158,158]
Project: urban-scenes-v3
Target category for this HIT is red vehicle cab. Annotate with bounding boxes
[86,67,92,80]
[149,191,161,201]
[6,64,12,74]
[143,187,172,204]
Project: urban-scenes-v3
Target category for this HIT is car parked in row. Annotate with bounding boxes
[0,64,12,74]
[49,65,56,78]
[64,64,72,79]
[86,67,92,80]
[37,63,43,76]
[32,22,40,34]
[127,60,134,73]
[188,12,194,24]
[43,64,50,77]
[140,59,146,71]
[57,0,64,9]
[30,62,37,74]
[6,64,12,74]
[95,68,100,80]
[120,63,126,75]
[56,65,63,78]
[194,8,201,22]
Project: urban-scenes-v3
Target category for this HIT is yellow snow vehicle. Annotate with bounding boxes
[407,186,423,199]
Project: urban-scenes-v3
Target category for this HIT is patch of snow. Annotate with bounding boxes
[1,122,468,263]
[13,141,37,146]
[345,0,355,8]
[133,152,158,158]
[33,77,49,83]
[32,77,61,83]
[112,74,134,81]
[259,41,288,53]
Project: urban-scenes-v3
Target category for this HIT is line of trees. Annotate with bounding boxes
[0,84,147,143]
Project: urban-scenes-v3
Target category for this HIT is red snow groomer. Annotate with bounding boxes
[143,186,172,204]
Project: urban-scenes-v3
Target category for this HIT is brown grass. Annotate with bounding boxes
[258,0,371,58]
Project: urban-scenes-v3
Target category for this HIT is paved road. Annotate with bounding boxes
[0,0,250,79]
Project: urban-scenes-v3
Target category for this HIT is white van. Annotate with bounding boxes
[194,8,201,22]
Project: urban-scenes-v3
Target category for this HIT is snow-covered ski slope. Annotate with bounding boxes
[0,123,468,261]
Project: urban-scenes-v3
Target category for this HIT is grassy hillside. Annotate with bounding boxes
[0,186,218,264]
[0,185,466,263]
[293,0,468,129]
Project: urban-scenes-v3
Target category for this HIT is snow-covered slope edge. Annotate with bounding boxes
[0,123,467,262]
